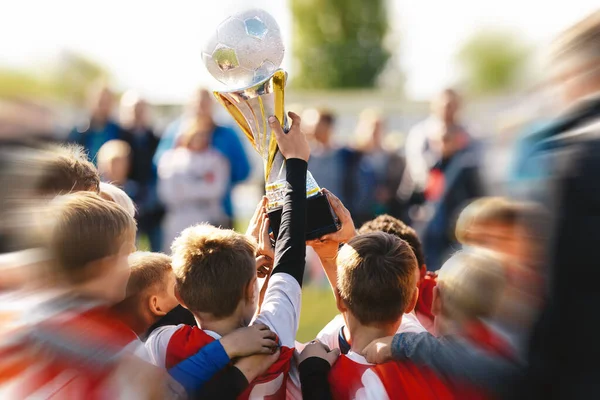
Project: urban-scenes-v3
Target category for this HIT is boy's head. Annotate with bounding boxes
[36,144,100,196]
[359,214,426,281]
[112,252,178,335]
[170,224,257,326]
[432,250,505,332]
[43,192,136,302]
[336,232,418,332]
[97,140,131,184]
[455,197,544,266]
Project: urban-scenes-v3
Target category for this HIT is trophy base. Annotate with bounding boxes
[268,192,340,241]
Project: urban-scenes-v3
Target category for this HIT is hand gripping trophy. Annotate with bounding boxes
[202,8,339,240]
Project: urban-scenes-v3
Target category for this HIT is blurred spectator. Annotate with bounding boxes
[519,11,600,398]
[355,109,408,222]
[404,89,472,194]
[67,84,133,163]
[120,91,164,251]
[153,88,250,228]
[420,120,484,271]
[157,120,230,253]
[305,108,374,224]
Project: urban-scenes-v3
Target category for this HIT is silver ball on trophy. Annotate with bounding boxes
[202,8,285,88]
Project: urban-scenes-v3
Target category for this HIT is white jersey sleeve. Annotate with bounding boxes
[252,273,302,348]
[144,324,183,367]
[355,369,390,400]
[398,312,426,334]
[316,314,345,351]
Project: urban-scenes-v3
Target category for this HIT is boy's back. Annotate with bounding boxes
[328,352,452,400]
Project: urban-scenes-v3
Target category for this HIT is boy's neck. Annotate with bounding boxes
[197,314,246,337]
[346,315,400,355]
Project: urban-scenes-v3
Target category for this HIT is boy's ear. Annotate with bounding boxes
[174,285,188,310]
[431,285,441,316]
[148,295,168,317]
[405,286,419,314]
[245,276,258,302]
[334,289,347,314]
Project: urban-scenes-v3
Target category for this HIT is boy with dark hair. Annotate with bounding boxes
[145,112,311,399]
[313,210,426,353]
[358,214,437,331]
[327,232,451,399]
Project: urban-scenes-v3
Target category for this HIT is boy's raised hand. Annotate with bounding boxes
[246,196,268,239]
[307,189,357,259]
[269,112,310,162]
[361,336,394,364]
[297,340,340,367]
[219,324,278,359]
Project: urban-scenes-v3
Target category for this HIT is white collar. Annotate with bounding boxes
[204,329,222,340]
[346,351,373,365]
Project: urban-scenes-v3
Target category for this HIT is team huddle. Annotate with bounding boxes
[1,113,535,399]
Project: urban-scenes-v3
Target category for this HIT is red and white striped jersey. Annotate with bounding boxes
[145,273,302,400]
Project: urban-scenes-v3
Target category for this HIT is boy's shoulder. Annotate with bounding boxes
[145,324,218,368]
[252,274,302,349]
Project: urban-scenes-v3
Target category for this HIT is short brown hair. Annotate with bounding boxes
[37,144,100,195]
[171,224,256,318]
[359,215,425,267]
[337,232,417,325]
[455,197,544,244]
[126,252,172,298]
[43,192,136,283]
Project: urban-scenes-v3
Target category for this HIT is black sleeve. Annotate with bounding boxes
[299,357,333,400]
[272,158,307,286]
[192,366,249,400]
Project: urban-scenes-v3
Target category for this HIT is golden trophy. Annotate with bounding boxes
[203,9,340,239]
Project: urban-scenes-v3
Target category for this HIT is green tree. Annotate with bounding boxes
[290,0,390,89]
[457,29,529,95]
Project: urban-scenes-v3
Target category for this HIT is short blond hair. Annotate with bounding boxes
[171,224,256,318]
[42,192,136,283]
[126,252,172,298]
[437,249,506,321]
[337,232,417,325]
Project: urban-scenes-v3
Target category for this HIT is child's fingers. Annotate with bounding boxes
[268,116,285,140]
[261,338,278,349]
[261,329,277,340]
[287,111,302,130]
[253,323,271,331]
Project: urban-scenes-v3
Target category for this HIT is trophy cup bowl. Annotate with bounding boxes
[203,9,340,240]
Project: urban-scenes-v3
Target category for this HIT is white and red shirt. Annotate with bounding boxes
[146,273,302,400]
[328,351,453,400]
[316,313,426,354]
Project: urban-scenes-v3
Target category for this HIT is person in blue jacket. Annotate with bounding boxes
[153,88,251,228]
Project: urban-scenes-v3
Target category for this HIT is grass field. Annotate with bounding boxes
[296,285,339,343]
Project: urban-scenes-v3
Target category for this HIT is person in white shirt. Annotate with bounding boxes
[158,120,230,253]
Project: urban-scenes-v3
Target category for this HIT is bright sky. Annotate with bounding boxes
[1,0,598,103]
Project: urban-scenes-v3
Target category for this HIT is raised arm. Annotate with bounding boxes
[252,112,310,348]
